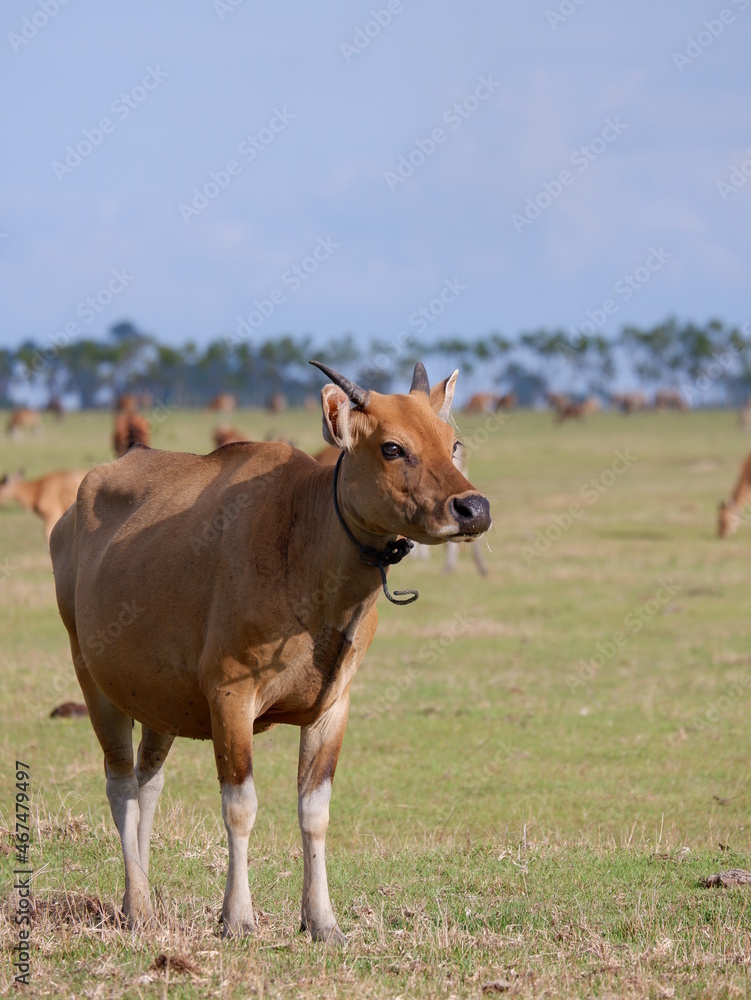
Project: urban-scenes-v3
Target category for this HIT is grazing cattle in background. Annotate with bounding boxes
[0,469,86,543]
[495,392,517,411]
[6,408,41,437]
[113,412,151,457]
[115,393,138,413]
[612,391,647,414]
[553,396,600,422]
[213,426,251,449]
[465,392,499,413]
[46,397,65,420]
[50,362,491,943]
[718,453,751,537]
[207,393,237,413]
[546,392,569,412]
[267,393,287,414]
[654,389,688,411]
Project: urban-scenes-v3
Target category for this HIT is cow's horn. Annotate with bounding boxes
[309,361,370,409]
[409,361,430,396]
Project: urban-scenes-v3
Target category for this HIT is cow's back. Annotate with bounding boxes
[54,441,308,605]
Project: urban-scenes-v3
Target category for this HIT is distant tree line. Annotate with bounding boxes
[2,317,750,410]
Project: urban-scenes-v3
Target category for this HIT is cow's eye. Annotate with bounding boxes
[452,440,462,455]
[382,442,405,460]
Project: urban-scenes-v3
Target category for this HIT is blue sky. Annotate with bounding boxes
[2,0,750,354]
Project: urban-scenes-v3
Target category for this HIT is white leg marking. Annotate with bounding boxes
[136,768,165,879]
[299,779,343,943]
[106,772,152,922]
[135,731,173,880]
[221,777,258,937]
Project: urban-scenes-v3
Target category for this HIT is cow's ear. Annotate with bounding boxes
[320,386,370,449]
[430,370,459,422]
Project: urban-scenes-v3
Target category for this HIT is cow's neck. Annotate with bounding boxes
[332,455,417,606]
[331,452,400,553]
[288,465,398,628]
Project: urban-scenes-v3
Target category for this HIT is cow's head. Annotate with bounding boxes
[0,470,24,502]
[311,361,491,545]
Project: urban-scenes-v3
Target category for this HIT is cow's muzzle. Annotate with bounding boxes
[449,492,491,536]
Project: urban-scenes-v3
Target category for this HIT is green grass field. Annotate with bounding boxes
[1,404,751,998]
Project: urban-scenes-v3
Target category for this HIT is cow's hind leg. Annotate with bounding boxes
[70,641,152,924]
[297,694,350,945]
[135,727,174,881]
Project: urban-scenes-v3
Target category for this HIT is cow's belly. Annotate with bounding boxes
[78,628,361,741]
[75,586,374,740]
[79,647,214,739]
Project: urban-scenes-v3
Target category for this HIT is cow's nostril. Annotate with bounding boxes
[451,497,474,520]
[450,493,491,532]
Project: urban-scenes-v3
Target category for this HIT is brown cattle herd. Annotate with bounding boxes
[2,386,751,560]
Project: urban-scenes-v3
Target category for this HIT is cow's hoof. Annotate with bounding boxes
[221,918,256,940]
[301,921,346,946]
[121,895,154,928]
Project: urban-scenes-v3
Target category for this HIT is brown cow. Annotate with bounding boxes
[207,393,237,413]
[465,392,498,413]
[0,469,86,543]
[6,408,41,437]
[554,396,600,422]
[654,389,687,411]
[115,393,138,414]
[267,393,287,414]
[46,397,65,420]
[546,392,569,411]
[612,391,647,414]
[495,392,516,411]
[718,453,751,537]
[50,362,490,943]
[113,412,151,457]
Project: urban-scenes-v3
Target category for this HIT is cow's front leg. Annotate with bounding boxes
[212,695,257,939]
[297,693,350,945]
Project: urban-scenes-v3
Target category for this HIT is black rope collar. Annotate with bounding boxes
[332,451,419,606]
